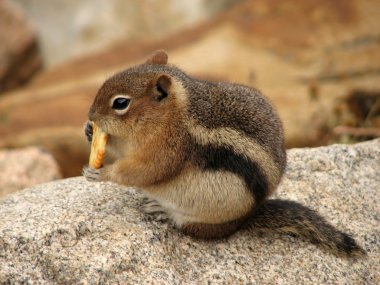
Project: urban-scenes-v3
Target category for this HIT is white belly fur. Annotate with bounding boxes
[143,168,254,226]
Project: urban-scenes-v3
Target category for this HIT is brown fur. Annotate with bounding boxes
[145,49,168,65]
[182,216,249,240]
[85,50,365,257]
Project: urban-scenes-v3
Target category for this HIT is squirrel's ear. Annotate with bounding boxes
[146,50,168,65]
[153,74,171,101]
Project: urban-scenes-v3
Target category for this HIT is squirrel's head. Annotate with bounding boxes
[89,50,186,137]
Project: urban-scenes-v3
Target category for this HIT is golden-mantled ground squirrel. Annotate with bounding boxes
[83,50,365,257]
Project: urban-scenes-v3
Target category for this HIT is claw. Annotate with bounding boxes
[84,121,93,142]
[141,199,164,213]
[141,198,169,222]
[82,165,101,181]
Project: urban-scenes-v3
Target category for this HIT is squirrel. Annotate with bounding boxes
[83,50,365,257]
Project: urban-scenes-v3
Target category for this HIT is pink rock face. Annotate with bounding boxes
[0,0,42,92]
[0,147,61,197]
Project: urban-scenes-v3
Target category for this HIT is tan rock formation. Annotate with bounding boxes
[0,0,41,93]
[0,146,61,197]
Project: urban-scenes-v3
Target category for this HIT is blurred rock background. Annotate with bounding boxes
[11,0,239,67]
[0,0,379,195]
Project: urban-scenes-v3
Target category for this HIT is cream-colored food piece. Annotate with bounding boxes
[89,122,109,169]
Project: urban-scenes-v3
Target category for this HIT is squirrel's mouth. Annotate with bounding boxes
[95,117,128,138]
[88,118,108,137]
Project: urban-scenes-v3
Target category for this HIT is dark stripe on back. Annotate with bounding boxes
[193,144,269,205]
[183,80,286,173]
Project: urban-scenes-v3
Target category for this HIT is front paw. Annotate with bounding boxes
[84,120,93,142]
[82,165,101,182]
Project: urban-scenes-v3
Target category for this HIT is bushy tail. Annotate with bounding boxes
[249,199,366,257]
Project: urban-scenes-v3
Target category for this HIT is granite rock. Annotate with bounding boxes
[0,140,379,284]
[0,147,61,197]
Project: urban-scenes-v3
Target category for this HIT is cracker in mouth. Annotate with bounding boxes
[89,122,109,169]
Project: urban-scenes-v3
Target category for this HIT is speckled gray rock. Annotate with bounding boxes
[0,140,379,284]
[0,147,61,197]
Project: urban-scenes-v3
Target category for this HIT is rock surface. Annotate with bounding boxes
[0,147,61,197]
[0,140,379,284]
[0,0,41,93]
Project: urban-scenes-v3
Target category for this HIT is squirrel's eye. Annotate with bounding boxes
[112,97,130,110]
